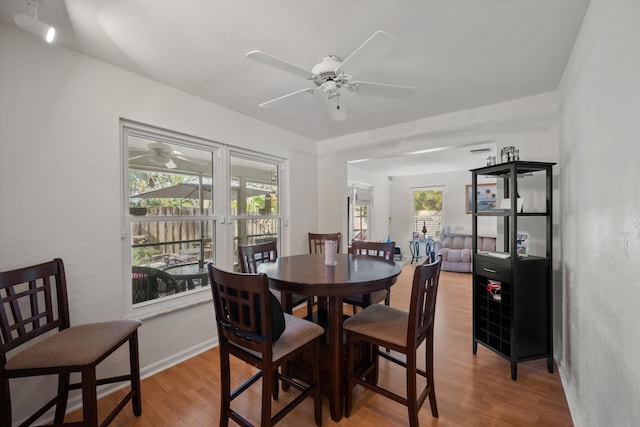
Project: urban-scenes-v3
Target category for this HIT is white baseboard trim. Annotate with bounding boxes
[141,337,218,379]
[558,362,585,427]
[26,338,219,426]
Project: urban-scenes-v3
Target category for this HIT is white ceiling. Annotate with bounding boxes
[0,0,589,173]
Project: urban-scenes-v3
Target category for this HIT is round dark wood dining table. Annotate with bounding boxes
[257,253,402,421]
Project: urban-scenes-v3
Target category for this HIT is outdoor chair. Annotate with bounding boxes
[238,241,313,317]
[208,264,323,427]
[344,240,395,313]
[343,256,442,427]
[132,265,185,303]
[0,258,142,427]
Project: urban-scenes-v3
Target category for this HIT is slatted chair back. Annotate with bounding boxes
[238,240,278,274]
[408,255,442,349]
[0,258,69,361]
[238,241,311,315]
[210,266,272,352]
[308,232,341,254]
[351,240,395,262]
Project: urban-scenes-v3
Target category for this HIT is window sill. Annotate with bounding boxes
[126,287,212,321]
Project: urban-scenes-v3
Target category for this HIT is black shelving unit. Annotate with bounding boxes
[470,161,555,380]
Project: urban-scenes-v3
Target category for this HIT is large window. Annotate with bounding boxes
[125,126,217,309]
[413,187,443,239]
[122,122,285,313]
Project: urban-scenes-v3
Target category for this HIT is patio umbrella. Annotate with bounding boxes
[131,183,211,199]
[130,182,272,199]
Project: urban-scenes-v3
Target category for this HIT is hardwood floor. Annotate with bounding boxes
[67,263,573,426]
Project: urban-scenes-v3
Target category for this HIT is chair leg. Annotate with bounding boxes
[81,367,99,427]
[272,368,279,400]
[261,361,273,427]
[281,293,293,315]
[370,344,380,385]
[0,377,11,427]
[306,297,314,317]
[312,339,322,426]
[426,338,438,418]
[219,346,231,427]
[344,336,355,418]
[129,331,142,416]
[406,352,419,427]
[53,372,70,423]
[281,362,291,392]
[384,288,391,352]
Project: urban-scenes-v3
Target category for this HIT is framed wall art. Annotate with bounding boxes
[466,183,497,213]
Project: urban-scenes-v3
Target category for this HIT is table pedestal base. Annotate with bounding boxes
[286,307,376,421]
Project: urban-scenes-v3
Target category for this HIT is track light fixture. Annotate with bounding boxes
[14,0,55,43]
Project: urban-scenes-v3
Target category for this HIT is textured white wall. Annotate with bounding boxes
[558,2,640,426]
[0,23,317,424]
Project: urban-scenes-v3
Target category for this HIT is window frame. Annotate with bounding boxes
[121,120,223,318]
[411,186,444,239]
[348,184,373,244]
[228,149,286,269]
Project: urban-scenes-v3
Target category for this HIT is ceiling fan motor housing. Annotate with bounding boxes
[312,55,344,84]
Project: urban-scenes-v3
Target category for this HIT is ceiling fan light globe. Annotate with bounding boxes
[323,80,338,96]
[150,152,171,166]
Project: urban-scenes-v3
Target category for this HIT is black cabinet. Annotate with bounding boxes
[470,161,555,380]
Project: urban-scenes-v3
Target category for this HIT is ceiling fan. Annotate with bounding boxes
[128,142,207,169]
[246,30,417,121]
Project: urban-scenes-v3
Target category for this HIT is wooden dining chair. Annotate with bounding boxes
[238,241,313,317]
[208,264,323,427]
[307,233,341,312]
[308,232,341,254]
[344,240,395,312]
[343,256,442,427]
[0,258,142,427]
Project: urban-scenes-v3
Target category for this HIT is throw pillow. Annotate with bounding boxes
[267,291,286,341]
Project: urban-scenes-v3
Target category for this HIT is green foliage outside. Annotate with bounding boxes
[132,246,160,265]
[414,190,442,211]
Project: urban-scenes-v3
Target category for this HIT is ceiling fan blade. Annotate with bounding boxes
[246,50,313,80]
[165,158,177,169]
[259,88,315,109]
[336,30,398,78]
[326,95,347,122]
[173,152,209,166]
[350,81,417,98]
[128,153,153,161]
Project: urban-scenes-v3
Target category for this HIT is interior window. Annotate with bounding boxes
[413,187,443,239]
[349,185,372,243]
